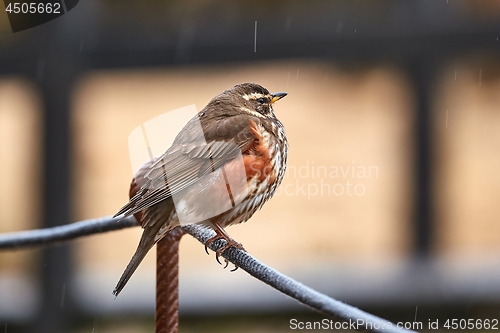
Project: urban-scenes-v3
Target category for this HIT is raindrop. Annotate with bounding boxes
[479,68,482,86]
[60,283,66,308]
[414,305,418,322]
[336,21,343,35]
[354,29,357,33]
[175,22,196,63]
[454,70,457,81]
[254,21,257,53]
[36,58,45,81]
[284,17,292,32]
[92,316,98,333]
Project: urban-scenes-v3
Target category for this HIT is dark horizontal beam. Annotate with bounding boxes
[82,32,500,71]
[0,1,499,75]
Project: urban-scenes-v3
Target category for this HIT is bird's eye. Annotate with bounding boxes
[257,97,265,104]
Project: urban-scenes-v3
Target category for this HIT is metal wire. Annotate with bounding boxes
[183,224,416,333]
[0,217,416,333]
[0,215,138,249]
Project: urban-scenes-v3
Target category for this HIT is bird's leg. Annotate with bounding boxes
[204,221,246,270]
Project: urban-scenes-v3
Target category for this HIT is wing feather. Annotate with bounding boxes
[115,114,259,218]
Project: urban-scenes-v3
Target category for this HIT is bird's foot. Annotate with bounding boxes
[204,231,246,271]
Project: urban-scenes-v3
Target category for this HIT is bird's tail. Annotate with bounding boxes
[113,223,162,297]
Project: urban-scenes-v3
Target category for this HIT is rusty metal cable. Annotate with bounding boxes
[155,227,185,333]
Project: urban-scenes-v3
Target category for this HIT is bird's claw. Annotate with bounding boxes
[215,251,230,269]
[204,234,246,271]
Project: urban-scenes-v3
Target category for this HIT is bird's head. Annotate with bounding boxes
[212,82,287,119]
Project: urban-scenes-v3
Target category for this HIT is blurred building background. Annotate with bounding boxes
[1,1,500,332]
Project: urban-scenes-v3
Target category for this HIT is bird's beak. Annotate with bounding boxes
[271,92,287,104]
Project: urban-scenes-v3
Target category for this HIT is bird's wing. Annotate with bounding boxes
[115,114,258,219]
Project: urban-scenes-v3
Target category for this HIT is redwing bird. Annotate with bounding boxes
[113,83,288,296]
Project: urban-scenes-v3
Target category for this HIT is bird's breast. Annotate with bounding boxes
[244,120,278,183]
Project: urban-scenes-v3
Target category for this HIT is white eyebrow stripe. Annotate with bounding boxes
[239,106,266,118]
[242,92,265,101]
